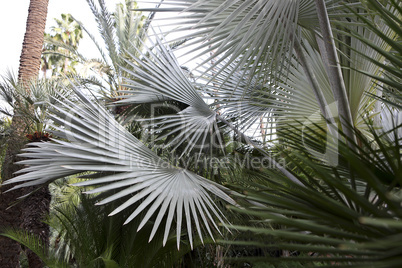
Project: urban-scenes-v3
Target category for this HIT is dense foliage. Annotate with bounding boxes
[1,0,401,267]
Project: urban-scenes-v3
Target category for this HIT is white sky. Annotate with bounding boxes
[0,0,157,75]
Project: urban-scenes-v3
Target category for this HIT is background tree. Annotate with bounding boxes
[41,13,83,77]
[74,0,148,98]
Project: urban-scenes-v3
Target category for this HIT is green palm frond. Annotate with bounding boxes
[222,118,402,266]
[0,72,17,117]
[48,192,198,267]
[0,73,75,134]
[43,35,85,61]
[3,87,236,249]
[0,229,70,268]
[2,191,197,267]
[86,0,119,69]
[115,0,147,58]
[73,0,153,98]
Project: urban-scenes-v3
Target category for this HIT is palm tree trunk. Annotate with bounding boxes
[0,1,49,267]
[0,144,25,268]
[18,0,50,84]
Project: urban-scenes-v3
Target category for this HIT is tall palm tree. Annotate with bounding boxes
[0,0,49,267]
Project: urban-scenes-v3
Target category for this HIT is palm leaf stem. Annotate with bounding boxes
[314,0,357,148]
[216,114,303,186]
[292,37,340,151]
[315,35,331,78]
[293,37,334,125]
[142,1,164,35]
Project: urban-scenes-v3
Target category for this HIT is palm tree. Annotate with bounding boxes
[74,0,149,98]
[41,13,83,77]
[219,119,401,266]
[2,0,401,266]
[51,13,83,48]
[0,0,49,267]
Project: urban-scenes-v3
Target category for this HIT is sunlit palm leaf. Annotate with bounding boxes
[117,35,226,157]
[138,0,343,86]
[3,88,236,249]
[201,40,335,140]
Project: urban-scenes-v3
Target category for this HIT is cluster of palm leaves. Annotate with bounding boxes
[3,187,199,267]
[1,0,401,266]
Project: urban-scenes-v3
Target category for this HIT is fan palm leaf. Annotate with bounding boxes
[138,1,399,146]
[343,0,402,109]
[193,0,399,142]
[3,87,236,249]
[117,34,227,158]
[139,0,323,85]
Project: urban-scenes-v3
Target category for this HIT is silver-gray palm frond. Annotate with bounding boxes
[199,40,334,140]
[138,0,333,85]
[3,87,236,249]
[117,35,227,158]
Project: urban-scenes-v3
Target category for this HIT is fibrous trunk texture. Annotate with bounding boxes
[18,0,49,84]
